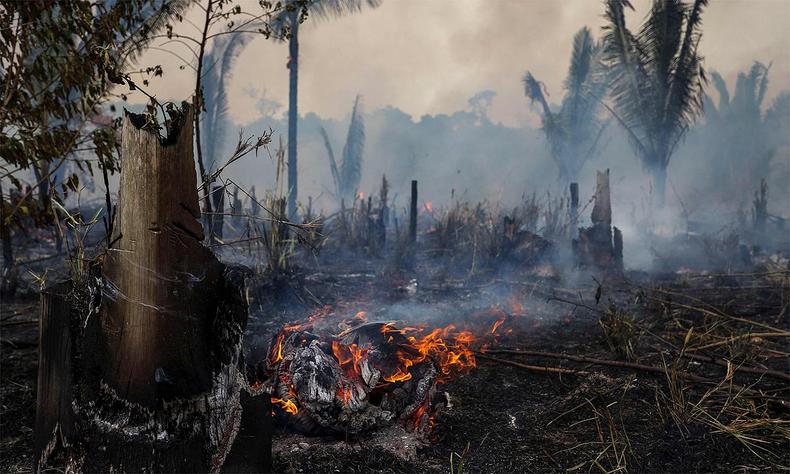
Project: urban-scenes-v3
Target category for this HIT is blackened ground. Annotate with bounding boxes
[2,247,788,473]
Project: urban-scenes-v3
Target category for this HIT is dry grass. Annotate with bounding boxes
[599,305,641,361]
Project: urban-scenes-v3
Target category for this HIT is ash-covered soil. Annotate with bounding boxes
[2,249,788,473]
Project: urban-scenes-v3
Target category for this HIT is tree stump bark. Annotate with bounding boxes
[34,282,75,471]
[35,103,266,473]
[574,170,622,273]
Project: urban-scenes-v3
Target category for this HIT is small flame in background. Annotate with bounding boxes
[266,298,528,429]
[424,201,434,214]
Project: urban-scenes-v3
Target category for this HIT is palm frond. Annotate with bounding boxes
[320,126,342,196]
[523,72,554,122]
[270,0,382,40]
[118,0,195,66]
[340,95,365,200]
[709,71,729,110]
[601,0,652,160]
[755,62,772,111]
[201,34,252,169]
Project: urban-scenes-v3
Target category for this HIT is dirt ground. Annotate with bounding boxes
[2,247,788,473]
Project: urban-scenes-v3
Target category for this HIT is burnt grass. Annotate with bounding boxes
[2,244,789,473]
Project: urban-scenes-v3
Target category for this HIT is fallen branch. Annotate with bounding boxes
[476,353,590,376]
[680,351,790,383]
[480,349,789,405]
[686,332,790,353]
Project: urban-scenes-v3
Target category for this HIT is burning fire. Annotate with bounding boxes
[332,341,370,379]
[266,298,528,431]
[381,324,477,382]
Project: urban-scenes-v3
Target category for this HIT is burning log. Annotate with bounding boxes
[35,103,262,472]
[574,170,623,273]
[266,317,476,436]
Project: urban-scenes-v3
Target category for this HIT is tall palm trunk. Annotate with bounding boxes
[651,165,667,208]
[287,12,299,219]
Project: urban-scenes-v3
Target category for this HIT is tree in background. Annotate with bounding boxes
[523,27,608,187]
[601,0,708,207]
[701,62,789,199]
[0,0,190,281]
[270,0,382,219]
[320,95,365,203]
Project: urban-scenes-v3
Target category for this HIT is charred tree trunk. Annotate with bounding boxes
[0,179,15,297]
[569,182,579,223]
[753,178,768,232]
[35,103,263,473]
[34,282,74,470]
[212,183,226,243]
[409,180,418,245]
[286,12,299,219]
[575,170,622,273]
[232,187,242,231]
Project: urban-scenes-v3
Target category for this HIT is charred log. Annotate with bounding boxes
[268,322,437,435]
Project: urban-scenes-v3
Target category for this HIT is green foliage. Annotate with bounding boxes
[0,0,187,172]
[0,0,189,234]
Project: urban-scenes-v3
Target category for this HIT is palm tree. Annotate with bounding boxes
[601,0,708,207]
[700,62,789,202]
[320,95,365,203]
[523,27,608,187]
[270,0,382,218]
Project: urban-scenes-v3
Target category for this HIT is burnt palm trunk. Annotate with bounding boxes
[287,12,299,219]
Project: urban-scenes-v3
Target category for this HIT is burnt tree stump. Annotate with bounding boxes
[34,103,266,473]
[574,170,623,273]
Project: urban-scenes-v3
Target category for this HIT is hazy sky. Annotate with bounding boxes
[135,0,790,128]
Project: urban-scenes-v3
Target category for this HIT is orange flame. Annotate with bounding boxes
[332,341,370,380]
[272,397,298,415]
[491,317,505,334]
[383,367,413,383]
[381,324,477,384]
[268,332,286,364]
